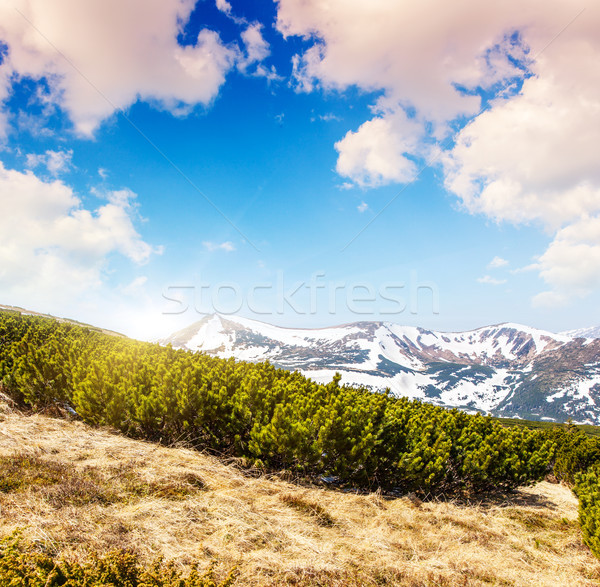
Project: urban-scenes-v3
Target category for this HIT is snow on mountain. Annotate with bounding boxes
[162,315,600,424]
[561,325,600,339]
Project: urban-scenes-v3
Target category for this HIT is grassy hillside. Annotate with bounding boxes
[1,402,599,586]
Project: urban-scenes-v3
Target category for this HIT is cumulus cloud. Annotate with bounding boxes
[203,240,236,252]
[357,202,368,213]
[215,0,233,16]
[0,161,158,308]
[442,6,600,304]
[488,256,509,269]
[335,110,422,187]
[276,0,535,126]
[276,0,599,304]
[0,0,240,135]
[531,216,600,306]
[26,149,72,175]
[444,80,600,230]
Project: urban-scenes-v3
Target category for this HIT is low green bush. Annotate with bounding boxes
[0,532,236,587]
[575,464,600,559]
[544,424,600,486]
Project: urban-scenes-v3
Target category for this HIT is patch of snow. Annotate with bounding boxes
[227,314,363,347]
[438,368,512,412]
[546,390,567,403]
[562,325,600,339]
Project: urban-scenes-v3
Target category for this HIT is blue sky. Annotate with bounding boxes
[0,0,598,339]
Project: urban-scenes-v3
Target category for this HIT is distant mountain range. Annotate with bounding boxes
[162,314,600,425]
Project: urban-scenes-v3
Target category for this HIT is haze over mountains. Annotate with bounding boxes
[163,314,600,425]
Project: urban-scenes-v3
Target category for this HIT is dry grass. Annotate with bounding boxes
[0,404,599,586]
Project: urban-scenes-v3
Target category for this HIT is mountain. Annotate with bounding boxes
[162,315,600,424]
[562,326,600,339]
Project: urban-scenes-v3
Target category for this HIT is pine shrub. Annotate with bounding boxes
[0,532,237,586]
[575,464,600,558]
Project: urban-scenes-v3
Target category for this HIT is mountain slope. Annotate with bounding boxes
[563,325,600,339]
[3,405,598,586]
[163,315,600,424]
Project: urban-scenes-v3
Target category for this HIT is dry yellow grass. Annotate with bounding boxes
[0,402,599,586]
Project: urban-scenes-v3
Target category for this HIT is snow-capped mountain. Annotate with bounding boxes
[561,325,600,339]
[162,315,600,424]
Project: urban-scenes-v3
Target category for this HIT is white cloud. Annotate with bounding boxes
[444,77,600,230]
[277,0,593,186]
[239,24,270,69]
[0,0,239,135]
[276,0,531,126]
[531,216,600,306]
[335,111,422,187]
[442,9,600,304]
[203,240,236,252]
[277,0,600,304]
[279,0,504,186]
[318,113,341,122]
[254,64,282,82]
[477,275,507,286]
[13,109,55,138]
[26,149,72,175]
[531,290,567,308]
[121,276,148,297]
[0,71,9,139]
[488,256,508,269]
[237,24,280,80]
[0,161,158,309]
[357,202,368,213]
[214,0,249,28]
[215,0,233,16]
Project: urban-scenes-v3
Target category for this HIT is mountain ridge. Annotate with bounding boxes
[562,325,600,339]
[162,314,600,424]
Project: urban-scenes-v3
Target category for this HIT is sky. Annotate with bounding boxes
[0,0,598,340]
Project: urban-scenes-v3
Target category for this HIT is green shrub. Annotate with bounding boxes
[575,464,600,558]
[543,425,600,486]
